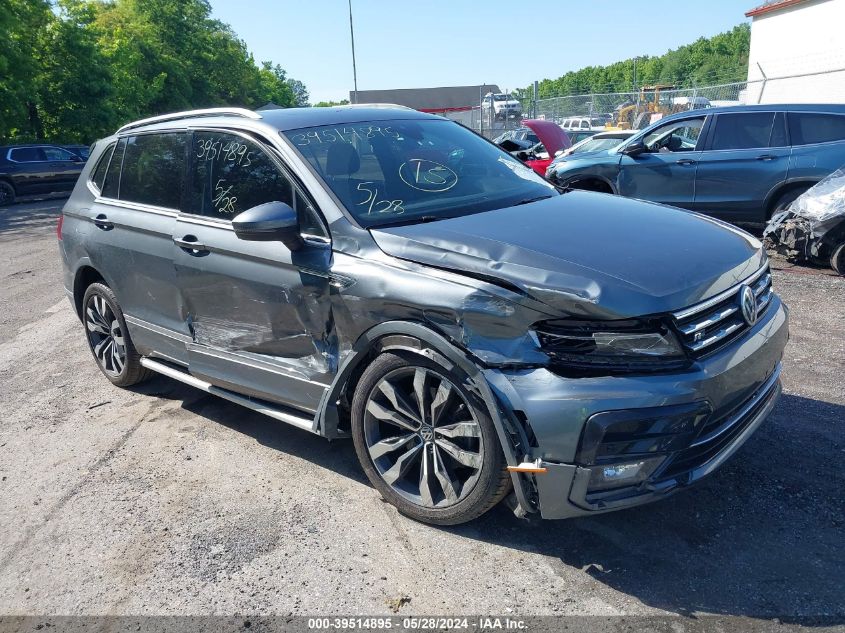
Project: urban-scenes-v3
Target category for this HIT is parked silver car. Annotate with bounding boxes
[59,106,788,525]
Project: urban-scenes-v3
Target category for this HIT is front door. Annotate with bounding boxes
[693,111,789,222]
[617,116,706,208]
[174,129,333,413]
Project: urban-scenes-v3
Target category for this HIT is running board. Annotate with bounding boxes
[140,357,317,434]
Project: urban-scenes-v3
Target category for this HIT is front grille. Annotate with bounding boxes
[672,265,772,357]
[656,367,780,480]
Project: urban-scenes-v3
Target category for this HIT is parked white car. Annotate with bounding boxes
[481,92,522,120]
[560,116,608,131]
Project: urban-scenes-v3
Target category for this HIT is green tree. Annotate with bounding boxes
[0,0,52,140]
[36,0,115,142]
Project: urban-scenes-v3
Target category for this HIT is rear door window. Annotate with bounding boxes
[788,112,845,145]
[710,112,775,150]
[43,147,76,161]
[119,133,187,209]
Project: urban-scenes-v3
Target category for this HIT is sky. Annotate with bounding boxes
[208,0,756,104]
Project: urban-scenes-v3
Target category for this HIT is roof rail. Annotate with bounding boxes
[116,107,261,134]
[343,103,414,110]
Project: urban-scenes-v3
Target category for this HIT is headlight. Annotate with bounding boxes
[535,318,689,373]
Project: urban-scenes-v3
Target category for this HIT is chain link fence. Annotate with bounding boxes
[441,67,845,139]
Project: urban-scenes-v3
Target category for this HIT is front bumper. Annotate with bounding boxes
[484,295,789,519]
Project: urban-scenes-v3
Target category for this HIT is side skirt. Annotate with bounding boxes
[140,357,318,435]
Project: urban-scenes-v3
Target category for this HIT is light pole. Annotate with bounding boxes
[348,0,358,103]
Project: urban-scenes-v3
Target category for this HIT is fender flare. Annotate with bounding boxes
[317,320,537,514]
[70,257,114,320]
[561,173,617,194]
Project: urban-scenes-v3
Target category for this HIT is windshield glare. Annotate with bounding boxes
[285,119,556,228]
[573,137,626,154]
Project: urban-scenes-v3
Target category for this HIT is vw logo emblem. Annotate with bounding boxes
[740,284,758,326]
[420,425,434,442]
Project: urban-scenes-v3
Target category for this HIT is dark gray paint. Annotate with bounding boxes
[59,107,789,519]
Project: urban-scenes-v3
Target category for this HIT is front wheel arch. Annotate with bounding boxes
[318,321,536,513]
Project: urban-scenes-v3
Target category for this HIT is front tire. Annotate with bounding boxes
[82,282,152,387]
[351,352,510,525]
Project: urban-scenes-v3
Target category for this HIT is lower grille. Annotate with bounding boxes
[656,368,781,481]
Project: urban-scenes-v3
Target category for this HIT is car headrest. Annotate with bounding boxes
[325,142,361,176]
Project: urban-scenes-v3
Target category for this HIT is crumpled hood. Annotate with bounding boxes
[370,192,765,319]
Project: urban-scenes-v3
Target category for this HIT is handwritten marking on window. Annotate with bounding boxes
[291,126,400,147]
[212,179,237,215]
[196,138,253,166]
[355,181,404,215]
[398,159,458,192]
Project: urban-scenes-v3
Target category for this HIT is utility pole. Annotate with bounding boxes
[348,0,358,103]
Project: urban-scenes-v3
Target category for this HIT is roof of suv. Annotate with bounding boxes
[116,105,438,136]
[659,102,845,124]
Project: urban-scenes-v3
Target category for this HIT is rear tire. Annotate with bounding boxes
[769,186,809,219]
[0,181,15,206]
[831,243,845,276]
[351,352,510,525]
[82,282,152,387]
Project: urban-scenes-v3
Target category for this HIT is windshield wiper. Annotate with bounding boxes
[369,215,444,229]
[512,195,554,207]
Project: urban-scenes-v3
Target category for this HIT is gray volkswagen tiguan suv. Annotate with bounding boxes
[59,106,788,525]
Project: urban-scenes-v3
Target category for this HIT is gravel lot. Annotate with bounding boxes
[0,199,843,620]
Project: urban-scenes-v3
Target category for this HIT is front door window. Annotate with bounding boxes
[643,118,705,153]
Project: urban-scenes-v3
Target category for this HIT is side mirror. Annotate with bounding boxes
[232,201,301,248]
[622,140,646,157]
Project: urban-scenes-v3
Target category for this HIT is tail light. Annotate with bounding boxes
[56,214,64,240]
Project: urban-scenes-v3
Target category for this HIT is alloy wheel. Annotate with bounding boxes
[85,294,126,376]
[363,366,484,508]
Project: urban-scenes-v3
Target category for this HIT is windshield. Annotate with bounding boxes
[572,136,627,154]
[284,119,556,228]
[493,94,510,101]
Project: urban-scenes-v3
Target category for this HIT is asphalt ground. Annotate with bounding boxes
[0,199,842,622]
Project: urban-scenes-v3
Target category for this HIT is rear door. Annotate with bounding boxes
[693,111,789,222]
[85,133,189,363]
[617,115,706,208]
[42,146,84,191]
[787,111,845,183]
[173,129,333,413]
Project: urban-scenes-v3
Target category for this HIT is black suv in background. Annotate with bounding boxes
[0,144,86,206]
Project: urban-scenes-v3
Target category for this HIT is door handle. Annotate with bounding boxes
[93,213,113,230]
[676,159,696,166]
[173,235,209,254]
[757,154,777,161]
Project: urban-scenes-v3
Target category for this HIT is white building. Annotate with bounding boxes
[745,0,845,103]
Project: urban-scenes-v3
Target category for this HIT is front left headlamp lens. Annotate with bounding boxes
[536,318,688,372]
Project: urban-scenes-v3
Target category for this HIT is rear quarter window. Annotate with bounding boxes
[90,143,116,193]
[788,113,845,145]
